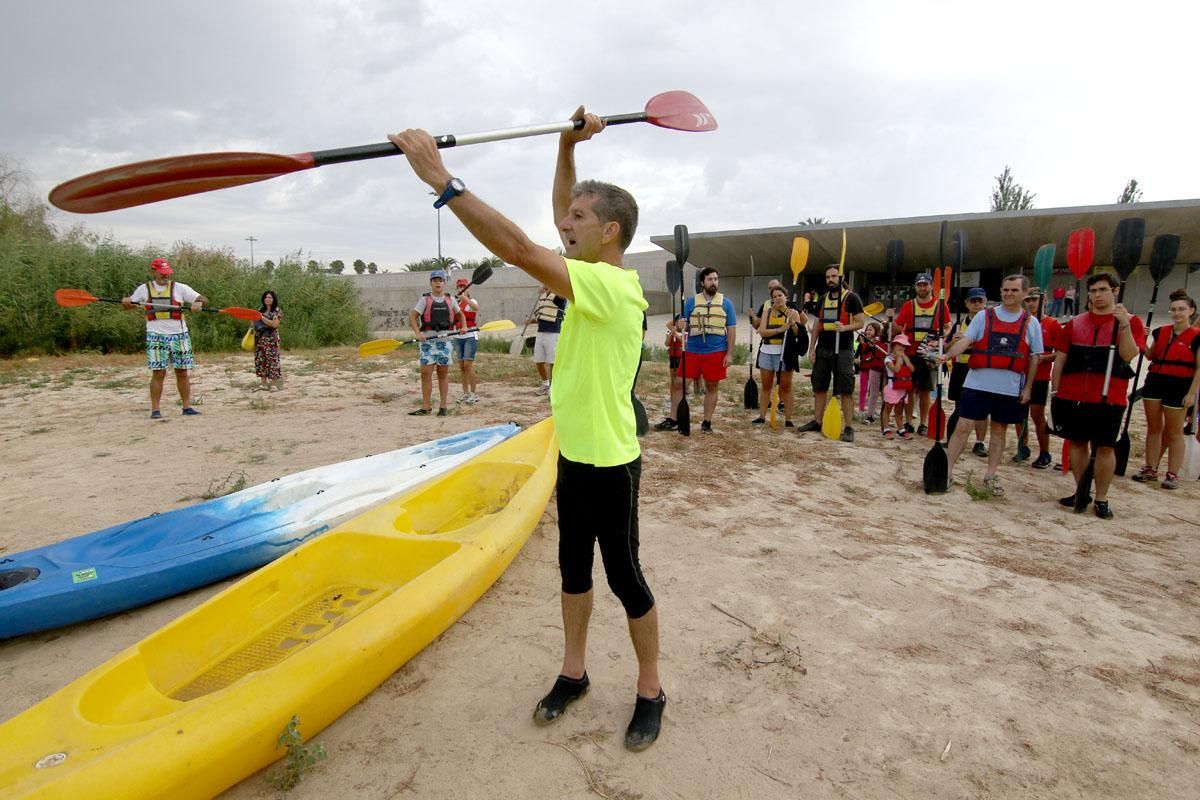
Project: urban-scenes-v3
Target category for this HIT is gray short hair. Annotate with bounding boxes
[571,180,639,251]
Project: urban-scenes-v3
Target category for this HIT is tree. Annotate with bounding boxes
[989,165,1036,211]
[405,256,457,272]
[352,258,365,274]
[799,216,828,226]
[329,259,345,273]
[367,262,378,274]
[262,259,275,274]
[1118,178,1142,204]
[306,259,321,273]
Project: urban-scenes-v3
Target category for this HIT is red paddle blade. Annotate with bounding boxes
[221,307,264,322]
[49,152,316,214]
[54,288,100,307]
[644,91,718,132]
[1066,228,1095,279]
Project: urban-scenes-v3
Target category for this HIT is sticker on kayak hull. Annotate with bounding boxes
[71,568,98,584]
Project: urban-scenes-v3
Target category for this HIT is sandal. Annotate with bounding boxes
[408,408,432,416]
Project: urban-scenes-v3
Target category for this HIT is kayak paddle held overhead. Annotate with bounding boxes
[54,288,263,322]
[49,91,718,214]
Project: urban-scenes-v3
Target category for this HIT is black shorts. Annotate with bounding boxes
[912,356,933,391]
[1028,380,1050,407]
[1050,397,1124,447]
[958,387,1027,426]
[669,355,681,371]
[556,455,654,619]
[1140,373,1193,408]
[812,349,855,396]
[948,362,968,401]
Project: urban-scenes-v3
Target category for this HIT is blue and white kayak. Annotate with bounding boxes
[0,423,519,639]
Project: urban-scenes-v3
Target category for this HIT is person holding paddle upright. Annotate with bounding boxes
[408,270,466,417]
[391,105,664,750]
[797,263,865,441]
[753,285,806,426]
[1134,290,1200,489]
[1020,288,1063,469]
[122,257,207,419]
[894,273,952,436]
[939,274,1043,496]
[674,266,736,433]
[948,288,990,456]
[452,277,480,404]
[1051,273,1146,519]
[530,285,567,395]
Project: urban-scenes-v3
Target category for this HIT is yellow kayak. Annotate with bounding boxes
[0,418,558,800]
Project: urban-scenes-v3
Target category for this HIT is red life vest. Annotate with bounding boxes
[1035,316,1062,381]
[1057,312,1139,405]
[144,281,183,321]
[967,309,1032,373]
[456,300,479,331]
[1148,324,1200,379]
[420,293,455,332]
[888,360,913,392]
[859,338,885,371]
[668,332,683,360]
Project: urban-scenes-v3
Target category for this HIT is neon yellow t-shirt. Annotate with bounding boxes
[550,258,649,466]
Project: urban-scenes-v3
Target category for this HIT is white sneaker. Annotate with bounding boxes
[535,383,550,395]
[465,392,478,405]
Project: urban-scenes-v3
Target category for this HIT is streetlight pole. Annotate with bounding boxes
[428,191,441,260]
[245,235,257,269]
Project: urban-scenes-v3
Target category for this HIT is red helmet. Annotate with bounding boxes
[150,258,173,276]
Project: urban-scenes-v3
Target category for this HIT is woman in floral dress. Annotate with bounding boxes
[254,290,283,390]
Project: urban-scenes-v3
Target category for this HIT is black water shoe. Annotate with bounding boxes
[533,673,589,726]
[623,689,666,752]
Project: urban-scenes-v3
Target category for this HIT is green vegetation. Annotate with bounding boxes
[265,715,327,791]
[0,191,369,355]
[201,470,248,500]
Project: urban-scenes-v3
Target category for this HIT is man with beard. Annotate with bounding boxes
[796,263,865,441]
[670,266,736,433]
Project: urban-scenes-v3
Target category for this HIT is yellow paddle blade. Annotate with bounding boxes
[357,338,403,358]
[770,387,778,429]
[838,228,847,276]
[822,398,843,440]
[478,319,516,333]
[862,302,885,317]
[789,237,810,279]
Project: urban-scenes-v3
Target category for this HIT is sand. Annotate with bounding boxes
[1,346,1197,799]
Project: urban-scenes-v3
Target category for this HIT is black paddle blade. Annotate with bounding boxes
[937,220,947,268]
[946,407,959,439]
[1114,432,1131,477]
[472,263,494,285]
[1149,234,1181,284]
[677,395,691,436]
[1111,218,1146,281]
[665,259,681,296]
[885,239,904,285]
[951,230,968,270]
[744,377,759,410]
[674,224,690,267]
[1074,450,1096,512]
[922,443,949,494]
[633,392,649,437]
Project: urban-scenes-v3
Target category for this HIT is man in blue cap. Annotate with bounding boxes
[948,287,991,455]
[409,269,466,416]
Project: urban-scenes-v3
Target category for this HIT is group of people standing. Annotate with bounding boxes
[653,262,1199,518]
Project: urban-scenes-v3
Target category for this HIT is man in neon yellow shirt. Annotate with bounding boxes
[390,106,663,751]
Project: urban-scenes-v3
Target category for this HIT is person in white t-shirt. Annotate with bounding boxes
[122,258,207,419]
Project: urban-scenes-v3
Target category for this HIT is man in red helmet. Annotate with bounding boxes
[122,258,207,419]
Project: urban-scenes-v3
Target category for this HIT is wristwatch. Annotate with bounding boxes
[433,177,466,208]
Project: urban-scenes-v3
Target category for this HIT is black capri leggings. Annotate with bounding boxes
[556,454,655,619]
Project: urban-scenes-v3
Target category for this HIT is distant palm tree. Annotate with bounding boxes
[799,216,828,226]
[1118,178,1142,204]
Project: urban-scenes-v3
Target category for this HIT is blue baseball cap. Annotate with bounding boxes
[966,288,987,300]
[429,270,447,281]
[915,273,933,284]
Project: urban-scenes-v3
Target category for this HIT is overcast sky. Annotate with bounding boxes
[3,0,1197,270]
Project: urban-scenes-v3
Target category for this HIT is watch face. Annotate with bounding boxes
[449,178,465,193]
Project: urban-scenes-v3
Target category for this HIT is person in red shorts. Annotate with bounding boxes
[667,266,736,433]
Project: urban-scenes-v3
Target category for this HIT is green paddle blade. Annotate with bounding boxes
[1033,244,1055,291]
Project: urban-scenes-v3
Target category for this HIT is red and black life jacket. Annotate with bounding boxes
[859,338,885,371]
[456,300,478,331]
[145,281,182,321]
[1058,312,1137,405]
[967,309,1032,373]
[420,293,455,332]
[1148,324,1200,379]
[888,360,913,392]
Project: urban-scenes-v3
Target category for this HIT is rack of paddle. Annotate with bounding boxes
[49,92,717,214]
[358,320,515,358]
[54,288,263,321]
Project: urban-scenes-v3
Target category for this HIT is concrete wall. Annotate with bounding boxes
[338,249,679,334]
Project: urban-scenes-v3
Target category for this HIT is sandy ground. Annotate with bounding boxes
[1,345,1198,800]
